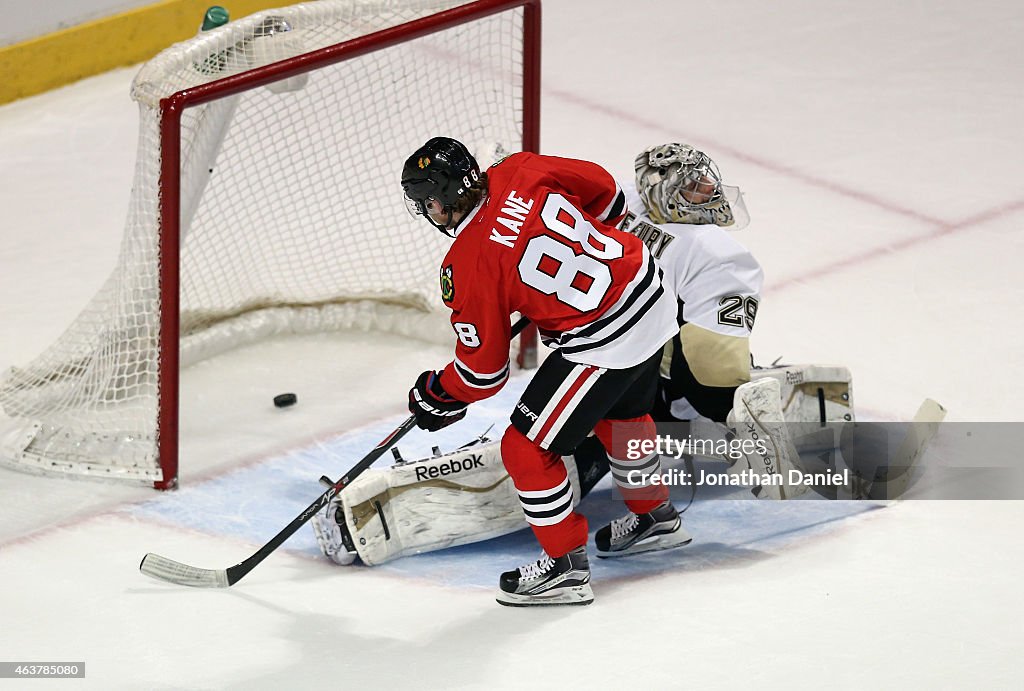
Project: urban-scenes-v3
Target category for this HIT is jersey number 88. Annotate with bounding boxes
[517,194,623,312]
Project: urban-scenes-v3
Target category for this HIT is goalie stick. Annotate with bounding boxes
[139,316,530,588]
[856,397,946,500]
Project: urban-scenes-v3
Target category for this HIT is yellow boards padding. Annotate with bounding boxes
[1,0,283,105]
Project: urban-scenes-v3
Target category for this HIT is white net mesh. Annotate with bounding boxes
[0,0,528,485]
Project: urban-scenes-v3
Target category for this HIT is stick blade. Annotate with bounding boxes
[140,553,229,588]
[913,398,947,425]
[871,398,947,500]
[894,398,947,465]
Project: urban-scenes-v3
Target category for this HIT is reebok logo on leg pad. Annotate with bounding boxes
[413,454,485,481]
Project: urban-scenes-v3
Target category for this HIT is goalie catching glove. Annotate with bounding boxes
[408,370,468,431]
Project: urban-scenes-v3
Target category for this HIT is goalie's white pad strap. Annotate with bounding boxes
[339,440,581,565]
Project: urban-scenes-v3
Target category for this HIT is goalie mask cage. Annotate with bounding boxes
[0,0,541,489]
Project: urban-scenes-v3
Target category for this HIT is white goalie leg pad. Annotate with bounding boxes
[750,364,854,424]
[732,378,810,500]
[685,417,737,466]
[750,364,854,454]
[339,439,580,565]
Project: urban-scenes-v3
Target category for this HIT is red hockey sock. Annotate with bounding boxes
[501,426,587,557]
[594,416,668,515]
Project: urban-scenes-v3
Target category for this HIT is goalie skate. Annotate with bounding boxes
[496,547,594,607]
[310,497,357,566]
[595,501,692,558]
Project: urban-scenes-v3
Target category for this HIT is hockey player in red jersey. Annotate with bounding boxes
[401,137,690,606]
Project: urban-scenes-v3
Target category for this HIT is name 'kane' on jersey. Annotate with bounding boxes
[438,152,678,404]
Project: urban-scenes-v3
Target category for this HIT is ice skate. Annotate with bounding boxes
[595,501,692,558]
[496,547,594,607]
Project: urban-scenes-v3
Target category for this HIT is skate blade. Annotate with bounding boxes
[596,529,693,559]
[495,583,595,607]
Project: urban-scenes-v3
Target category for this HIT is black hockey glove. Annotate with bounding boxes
[408,370,468,431]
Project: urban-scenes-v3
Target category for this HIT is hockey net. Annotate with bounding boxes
[0,0,540,488]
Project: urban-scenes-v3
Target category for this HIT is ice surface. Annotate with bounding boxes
[1,1,1022,688]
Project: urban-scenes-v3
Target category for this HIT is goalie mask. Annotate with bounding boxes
[401,137,482,237]
[635,143,749,229]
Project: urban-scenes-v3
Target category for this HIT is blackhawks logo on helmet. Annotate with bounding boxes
[440,265,455,303]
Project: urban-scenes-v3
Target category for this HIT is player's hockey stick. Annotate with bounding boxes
[139,416,417,587]
[139,316,530,588]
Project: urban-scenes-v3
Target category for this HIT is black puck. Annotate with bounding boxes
[273,393,298,408]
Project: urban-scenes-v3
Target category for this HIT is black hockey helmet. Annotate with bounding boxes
[401,137,482,236]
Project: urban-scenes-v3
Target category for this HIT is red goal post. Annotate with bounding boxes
[0,0,541,490]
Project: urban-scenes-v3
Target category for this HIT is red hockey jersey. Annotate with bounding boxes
[437,152,677,403]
